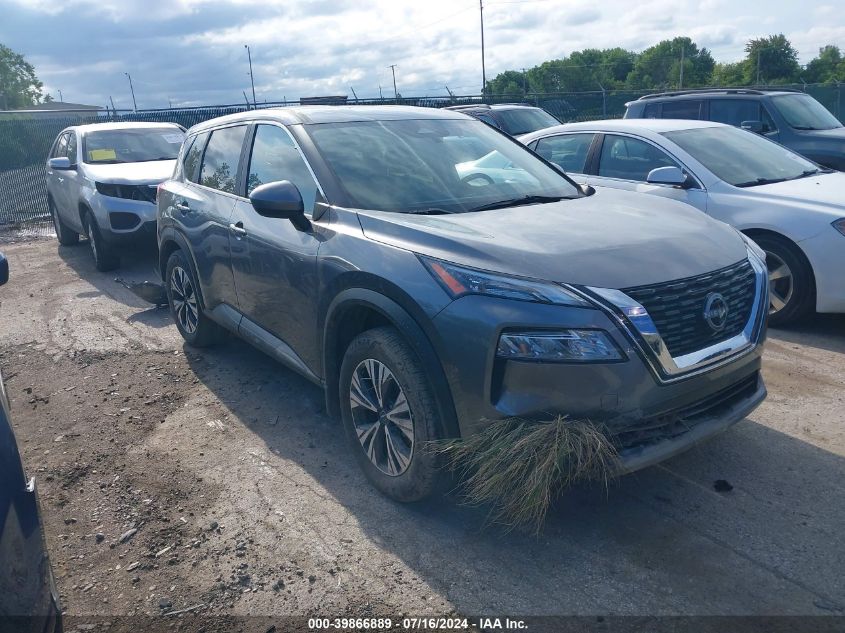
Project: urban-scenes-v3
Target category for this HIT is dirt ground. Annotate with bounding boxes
[1,237,844,626]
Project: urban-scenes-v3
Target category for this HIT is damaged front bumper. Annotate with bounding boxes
[613,372,767,474]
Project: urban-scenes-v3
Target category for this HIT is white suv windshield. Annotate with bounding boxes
[306,118,579,213]
[83,128,185,164]
[770,94,842,131]
[663,126,823,188]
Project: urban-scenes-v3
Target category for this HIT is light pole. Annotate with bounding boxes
[388,64,398,99]
[124,73,137,111]
[479,0,487,96]
[58,89,63,102]
[245,45,257,108]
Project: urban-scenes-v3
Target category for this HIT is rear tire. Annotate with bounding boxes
[49,198,79,246]
[83,212,119,271]
[752,233,813,326]
[165,250,224,347]
[339,326,445,502]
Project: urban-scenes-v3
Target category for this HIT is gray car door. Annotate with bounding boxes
[228,123,324,372]
[173,127,246,313]
[587,133,708,212]
[46,133,75,222]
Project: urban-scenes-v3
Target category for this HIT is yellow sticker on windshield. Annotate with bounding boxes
[89,149,116,161]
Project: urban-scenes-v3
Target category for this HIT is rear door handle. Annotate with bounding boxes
[175,201,191,214]
[229,222,247,237]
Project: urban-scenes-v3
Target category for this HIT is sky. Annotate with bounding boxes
[2,0,844,109]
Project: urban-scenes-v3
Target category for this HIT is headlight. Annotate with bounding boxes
[497,330,624,362]
[832,218,845,237]
[739,231,766,264]
[420,257,589,307]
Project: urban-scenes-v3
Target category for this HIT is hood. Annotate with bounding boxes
[742,172,845,218]
[82,160,176,185]
[801,126,845,140]
[357,188,747,289]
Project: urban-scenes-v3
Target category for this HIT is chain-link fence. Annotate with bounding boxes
[1,84,842,229]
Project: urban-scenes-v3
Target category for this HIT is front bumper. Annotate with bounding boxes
[89,190,158,243]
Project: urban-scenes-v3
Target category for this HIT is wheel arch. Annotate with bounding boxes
[322,287,460,440]
[158,228,208,311]
[741,227,817,300]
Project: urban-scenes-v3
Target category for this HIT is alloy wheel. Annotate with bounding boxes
[170,266,199,334]
[766,250,794,316]
[349,358,414,477]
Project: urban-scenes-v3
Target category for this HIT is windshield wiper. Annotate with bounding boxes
[136,156,177,162]
[402,207,456,215]
[734,177,788,188]
[467,194,570,213]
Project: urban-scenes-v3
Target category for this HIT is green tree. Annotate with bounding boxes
[804,45,845,83]
[711,62,747,86]
[743,34,800,84]
[627,37,714,89]
[484,70,529,96]
[0,43,44,109]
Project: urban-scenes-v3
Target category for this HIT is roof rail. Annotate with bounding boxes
[444,104,491,110]
[636,87,802,100]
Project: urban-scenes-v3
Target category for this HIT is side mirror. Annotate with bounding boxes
[0,253,8,286]
[646,166,690,188]
[579,183,595,196]
[249,180,310,231]
[48,157,72,170]
[741,120,764,134]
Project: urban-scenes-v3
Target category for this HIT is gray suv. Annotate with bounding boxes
[46,122,185,270]
[625,89,845,169]
[157,106,767,501]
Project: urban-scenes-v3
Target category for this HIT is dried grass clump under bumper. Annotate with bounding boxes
[432,416,619,533]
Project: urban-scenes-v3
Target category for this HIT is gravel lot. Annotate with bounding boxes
[1,237,844,625]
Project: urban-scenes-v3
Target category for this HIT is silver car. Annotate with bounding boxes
[45,122,185,271]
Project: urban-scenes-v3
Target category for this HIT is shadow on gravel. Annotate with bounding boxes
[769,313,845,354]
[57,240,172,329]
[184,336,845,616]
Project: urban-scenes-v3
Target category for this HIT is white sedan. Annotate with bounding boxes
[520,119,845,325]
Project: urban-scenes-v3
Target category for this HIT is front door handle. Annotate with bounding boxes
[229,222,247,237]
[175,201,191,214]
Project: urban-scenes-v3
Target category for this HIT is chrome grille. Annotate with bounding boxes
[623,259,757,358]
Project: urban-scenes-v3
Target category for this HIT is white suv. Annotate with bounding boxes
[45,122,185,271]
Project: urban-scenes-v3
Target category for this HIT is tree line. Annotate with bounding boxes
[484,35,845,96]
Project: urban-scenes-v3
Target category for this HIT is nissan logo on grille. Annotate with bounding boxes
[703,292,729,331]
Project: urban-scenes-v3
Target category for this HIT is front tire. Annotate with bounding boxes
[165,250,224,347]
[49,198,79,246]
[753,234,813,326]
[83,213,119,271]
[339,326,445,502]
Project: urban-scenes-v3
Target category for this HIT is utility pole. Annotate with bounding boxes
[124,72,137,111]
[379,84,384,101]
[679,45,685,89]
[479,0,487,96]
[58,89,63,102]
[245,45,257,108]
[388,64,398,99]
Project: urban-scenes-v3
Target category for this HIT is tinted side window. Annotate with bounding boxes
[52,133,69,158]
[199,126,247,194]
[534,133,594,173]
[643,103,660,118]
[598,135,679,182]
[709,100,761,127]
[183,132,207,183]
[661,100,703,120]
[66,133,78,164]
[247,125,320,213]
[475,113,500,128]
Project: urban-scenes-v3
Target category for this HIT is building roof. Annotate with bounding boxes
[18,101,102,111]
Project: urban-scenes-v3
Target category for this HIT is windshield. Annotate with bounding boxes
[663,126,821,188]
[306,118,579,213]
[497,108,560,135]
[770,94,842,131]
[83,128,185,164]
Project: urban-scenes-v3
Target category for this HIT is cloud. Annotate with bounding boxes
[1,0,842,107]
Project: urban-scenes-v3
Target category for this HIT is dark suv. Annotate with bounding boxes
[625,89,845,170]
[445,104,560,136]
[157,106,767,502]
